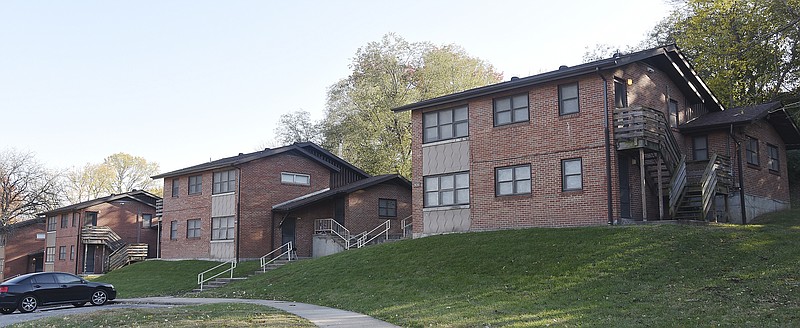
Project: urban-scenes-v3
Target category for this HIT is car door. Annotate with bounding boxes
[54,273,91,303]
[30,273,60,304]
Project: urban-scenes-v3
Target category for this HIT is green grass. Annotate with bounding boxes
[194,210,800,327]
[7,303,314,328]
[91,260,262,298]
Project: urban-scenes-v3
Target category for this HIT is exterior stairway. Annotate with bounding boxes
[82,226,148,272]
[190,259,293,293]
[314,219,394,250]
[614,105,732,221]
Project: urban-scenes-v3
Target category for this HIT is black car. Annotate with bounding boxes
[0,272,116,314]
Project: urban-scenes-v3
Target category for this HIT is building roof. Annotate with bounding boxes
[272,174,411,212]
[6,216,46,230]
[680,101,800,149]
[152,142,369,179]
[392,45,722,113]
[39,190,160,216]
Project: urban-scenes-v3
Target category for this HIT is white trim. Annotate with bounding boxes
[423,204,470,212]
[272,188,330,209]
[210,239,234,244]
[211,191,235,197]
[422,136,469,148]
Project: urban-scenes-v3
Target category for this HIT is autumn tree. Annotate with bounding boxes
[0,149,61,245]
[322,34,502,177]
[64,153,161,202]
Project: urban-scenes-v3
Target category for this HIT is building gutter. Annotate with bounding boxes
[597,69,614,225]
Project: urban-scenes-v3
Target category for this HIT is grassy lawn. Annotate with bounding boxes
[91,260,262,298]
[7,303,314,328]
[195,210,800,327]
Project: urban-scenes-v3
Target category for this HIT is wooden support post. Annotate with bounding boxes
[640,149,647,221]
[658,156,664,220]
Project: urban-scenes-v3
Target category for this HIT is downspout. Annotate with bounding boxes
[730,124,747,225]
[74,212,80,274]
[235,165,242,262]
[597,69,614,225]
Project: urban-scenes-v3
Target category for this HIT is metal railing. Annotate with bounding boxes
[197,259,237,291]
[400,215,412,238]
[259,242,294,272]
[315,218,352,249]
[354,220,391,248]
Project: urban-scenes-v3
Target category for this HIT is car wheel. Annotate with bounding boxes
[73,302,86,307]
[90,289,108,306]
[18,295,38,313]
[0,307,14,314]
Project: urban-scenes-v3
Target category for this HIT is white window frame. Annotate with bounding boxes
[213,169,237,194]
[281,172,311,186]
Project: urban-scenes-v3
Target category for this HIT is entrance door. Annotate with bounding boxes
[30,253,44,273]
[85,246,95,273]
[334,198,345,226]
[281,218,296,247]
[618,155,631,218]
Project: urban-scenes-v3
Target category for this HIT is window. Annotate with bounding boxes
[187,219,201,238]
[768,144,780,172]
[494,93,529,126]
[281,172,310,185]
[746,136,759,166]
[170,221,178,240]
[60,214,68,229]
[84,212,97,226]
[55,273,82,284]
[188,175,202,195]
[559,82,579,115]
[614,79,628,108]
[668,99,679,128]
[70,245,75,260]
[47,217,56,231]
[72,212,78,227]
[212,216,235,240]
[423,106,468,143]
[172,178,179,197]
[378,199,397,217]
[142,214,153,228]
[496,165,532,196]
[562,158,583,191]
[45,247,55,263]
[36,233,45,240]
[693,135,708,161]
[59,246,66,260]
[213,170,237,194]
[424,172,470,207]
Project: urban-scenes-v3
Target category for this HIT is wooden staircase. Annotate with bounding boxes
[614,105,732,221]
[82,226,148,272]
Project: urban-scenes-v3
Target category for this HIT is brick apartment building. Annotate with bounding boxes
[38,190,160,274]
[153,142,411,260]
[393,45,800,237]
[0,217,45,281]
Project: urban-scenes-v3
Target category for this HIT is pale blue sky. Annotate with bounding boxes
[1,1,670,173]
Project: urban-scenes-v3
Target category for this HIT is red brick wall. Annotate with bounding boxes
[2,221,45,278]
[345,183,412,235]
[160,171,214,259]
[49,201,157,274]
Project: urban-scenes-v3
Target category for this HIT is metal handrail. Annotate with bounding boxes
[259,241,294,272]
[197,259,237,291]
[400,215,412,238]
[315,218,351,249]
[356,220,391,248]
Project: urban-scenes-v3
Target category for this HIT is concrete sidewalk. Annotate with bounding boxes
[117,297,400,328]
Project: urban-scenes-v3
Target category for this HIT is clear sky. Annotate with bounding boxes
[0,0,670,173]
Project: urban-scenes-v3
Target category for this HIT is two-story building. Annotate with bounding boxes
[38,190,160,274]
[0,217,45,280]
[153,142,411,260]
[393,45,800,237]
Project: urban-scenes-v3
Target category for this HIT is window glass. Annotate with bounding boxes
[423,172,470,207]
[33,274,56,283]
[56,273,82,284]
[379,199,397,217]
[494,93,529,126]
[170,221,178,240]
[189,175,202,195]
[562,158,583,191]
[281,172,310,185]
[423,106,469,143]
[213,169,237,194]
[187,219,201,238]
[693,135,708,161]
[746,137,759,165]
[212,216,235,240]
[172,179,180,197]
[559,83,580,115]
[768,144,779,171]
[496,165,532,196]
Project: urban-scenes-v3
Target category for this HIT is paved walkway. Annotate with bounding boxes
[117,297,400,328]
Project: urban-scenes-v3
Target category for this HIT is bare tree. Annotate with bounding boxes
[0,149,61,245]
[102,153,160,195]
[64,163,113,203]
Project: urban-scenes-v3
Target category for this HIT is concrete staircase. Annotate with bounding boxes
[190,259,292,293]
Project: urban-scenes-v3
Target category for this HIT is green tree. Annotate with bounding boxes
[63,153,162,201]
[646,0,800,107]
[273,110,323,146]
[64,163,113,203]
[322,34,501,177]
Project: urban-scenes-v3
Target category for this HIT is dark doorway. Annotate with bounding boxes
[618,155,631,219]
[29,253,44,273]
[614,78,628,108]
[85,246,95,273]
[281,218,296,247]
[334,198,345,226]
